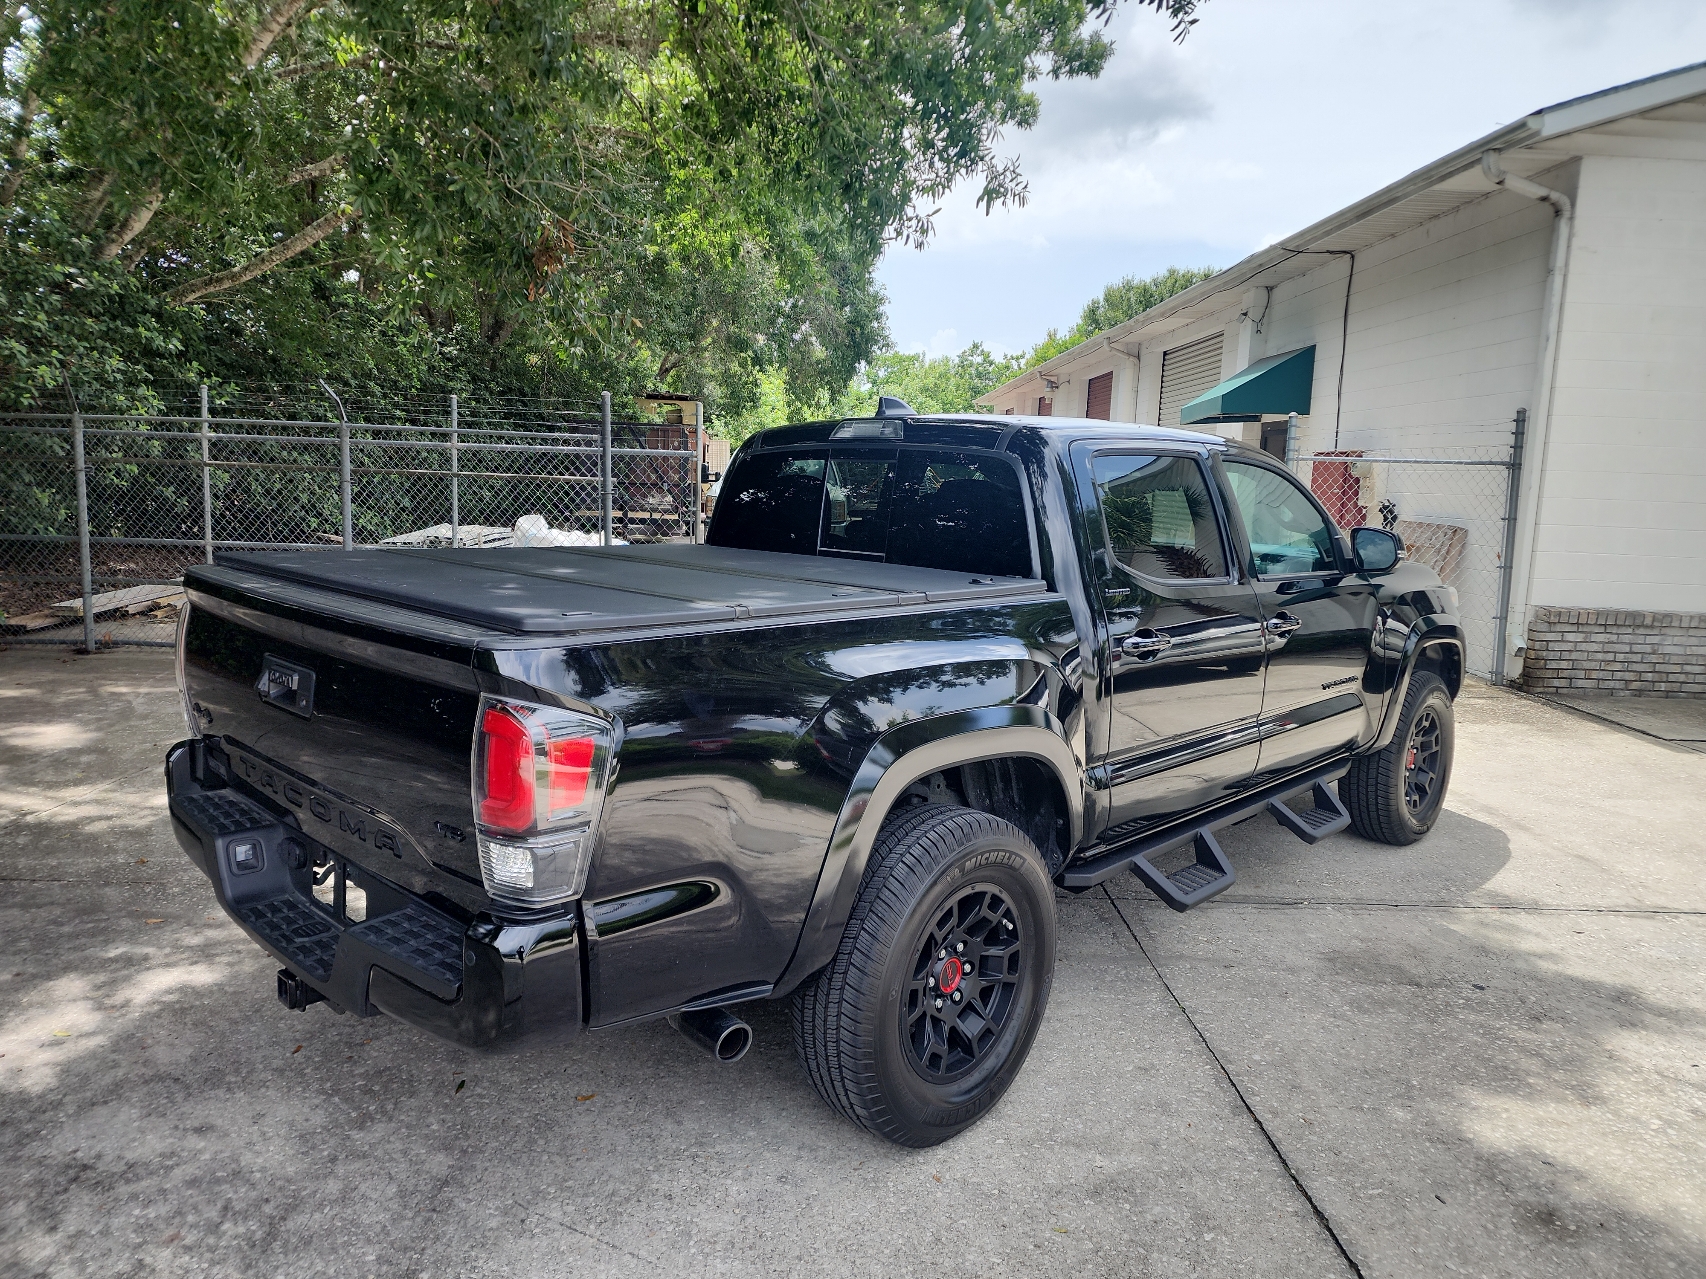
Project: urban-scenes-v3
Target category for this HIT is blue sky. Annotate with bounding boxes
[877,0,1706,357]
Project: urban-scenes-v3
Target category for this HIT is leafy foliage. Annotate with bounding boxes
[0,0,1210,417]
[829,344,1027,420]
[1009,263,1217,382]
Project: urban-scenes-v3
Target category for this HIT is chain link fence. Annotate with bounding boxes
[1,385,704,648]
[1290,417,1523,681]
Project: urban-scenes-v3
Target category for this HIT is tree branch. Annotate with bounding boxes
[276,50,372,81]
[94,183,163,262]
[0,88,39,206]
[171,206,356,303]
[244,0,318,70]
[287,154,343,185]
[80,171,115,229]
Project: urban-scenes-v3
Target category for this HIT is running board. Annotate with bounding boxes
[1267,781,1351,844]
[1062,759,1352,906]
[1128,830,1235,913]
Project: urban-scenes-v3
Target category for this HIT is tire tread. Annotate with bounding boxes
[791,803,1046,1145]
[1341,672,1451,845]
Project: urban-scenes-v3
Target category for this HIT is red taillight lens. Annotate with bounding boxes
[547,735,596,814]
[479,707,534,831]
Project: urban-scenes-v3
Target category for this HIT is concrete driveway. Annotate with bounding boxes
[2,646,1702,1278]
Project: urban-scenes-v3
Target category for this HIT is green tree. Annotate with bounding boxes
[830,344,1026,419]
[1074,264,1217,336]
[0,0,1211,414]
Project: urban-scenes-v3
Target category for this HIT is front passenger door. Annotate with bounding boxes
[1217,457,1380,779]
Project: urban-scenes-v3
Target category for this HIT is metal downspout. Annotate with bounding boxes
[1481,150,1573,682]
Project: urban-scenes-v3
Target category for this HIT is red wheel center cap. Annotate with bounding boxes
[938,956,964,994]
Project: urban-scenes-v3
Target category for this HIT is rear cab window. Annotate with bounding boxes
[1090,453,1230,582]
[709,444,1036,579]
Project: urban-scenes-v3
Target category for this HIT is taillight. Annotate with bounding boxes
[471,696,616,907]
[547,735,596,813]
[478,708,533,830]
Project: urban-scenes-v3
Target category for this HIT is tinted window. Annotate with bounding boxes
[821,452,896,558]
[1093,454,1227,581]
[1222,460,1337,575]
[887,451,1030,577]
[707,446,1032,577]
[709,451,825,554]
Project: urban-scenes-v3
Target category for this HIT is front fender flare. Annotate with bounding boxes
[773,705,1082,995]
[1364,614,1465,753]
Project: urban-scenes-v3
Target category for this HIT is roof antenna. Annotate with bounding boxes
[875,396,916,419]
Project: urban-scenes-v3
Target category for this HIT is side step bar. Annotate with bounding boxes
[1062,759,1352,910]
[1268,780,1351,844]
[1127,830,1237,912]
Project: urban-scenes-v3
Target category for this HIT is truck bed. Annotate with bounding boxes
[200,543,1049,639]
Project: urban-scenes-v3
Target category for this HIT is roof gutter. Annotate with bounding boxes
[1480,149,1574,684]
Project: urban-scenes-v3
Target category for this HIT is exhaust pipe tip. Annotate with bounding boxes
[670,1007,752,1064]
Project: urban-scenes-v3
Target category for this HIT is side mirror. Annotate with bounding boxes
[1352,526,1403,574]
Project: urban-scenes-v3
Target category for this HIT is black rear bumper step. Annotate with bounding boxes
[166,738,586,1051]
[1268,780,1351,844]
[1062,758,1352,905]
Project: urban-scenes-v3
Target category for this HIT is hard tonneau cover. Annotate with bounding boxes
[200,543,1050,638]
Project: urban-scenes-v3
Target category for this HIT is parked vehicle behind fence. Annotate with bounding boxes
[166,407,1462,1146]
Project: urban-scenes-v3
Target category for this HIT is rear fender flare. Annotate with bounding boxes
[1364,615,1465,753]
[773,705,1082,995]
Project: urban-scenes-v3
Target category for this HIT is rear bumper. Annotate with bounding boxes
[165,739,583,1050]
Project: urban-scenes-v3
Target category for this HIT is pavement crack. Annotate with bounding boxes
[0,757,165,831]
[1104,886,1366,1279]
[1165,899,1706,916]
[515,1204,662,1270]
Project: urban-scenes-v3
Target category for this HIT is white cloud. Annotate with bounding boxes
[881,0,1706,354]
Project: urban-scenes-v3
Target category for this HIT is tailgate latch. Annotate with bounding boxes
[256,654,317,719]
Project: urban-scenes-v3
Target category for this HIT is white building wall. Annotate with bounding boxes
[1258,181,1558,457]
[1529,152,1706,613]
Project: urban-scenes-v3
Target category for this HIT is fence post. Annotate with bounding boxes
[200,384,213,563]
[691,401,704,543]
[449,393,460,549]
[317,379,353,549]
[1285,411,1299,464]
[1492,407,1527,687]
[72,409,94,651]
[600,391,613,547]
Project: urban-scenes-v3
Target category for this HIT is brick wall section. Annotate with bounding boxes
[1523,607,1706,697]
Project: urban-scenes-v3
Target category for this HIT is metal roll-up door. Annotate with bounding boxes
[1085,371,1113,420]
[1158,333,1226,427]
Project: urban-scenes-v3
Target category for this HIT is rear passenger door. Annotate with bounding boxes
[1216,456,1380,778]
[1079,446,1268,834]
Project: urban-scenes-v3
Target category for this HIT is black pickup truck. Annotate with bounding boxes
[167,411,1463,1147]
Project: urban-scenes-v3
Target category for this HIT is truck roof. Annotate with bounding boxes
[749,414,1232,454]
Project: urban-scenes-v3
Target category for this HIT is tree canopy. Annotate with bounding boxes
[0,0,1208,416]
[789,262,1217,439]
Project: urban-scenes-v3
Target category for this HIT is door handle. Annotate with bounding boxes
[1121,629,1173,661]
[1265,611,1303,638]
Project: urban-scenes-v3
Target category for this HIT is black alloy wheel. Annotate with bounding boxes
[792,802,1056,1147]
[1403,707,1443,815]
[1341,670,1455,845]
[903,885,1023,1083]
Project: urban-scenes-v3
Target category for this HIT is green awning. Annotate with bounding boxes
[1179,345,1315,425]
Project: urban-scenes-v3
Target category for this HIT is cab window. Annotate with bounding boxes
[707,446,1033,578]
[1092,454,1228,581]
[1221,460,1337,576]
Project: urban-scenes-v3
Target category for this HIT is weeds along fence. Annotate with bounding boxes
[1,387,705,648]
[1289,414,1524,683]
